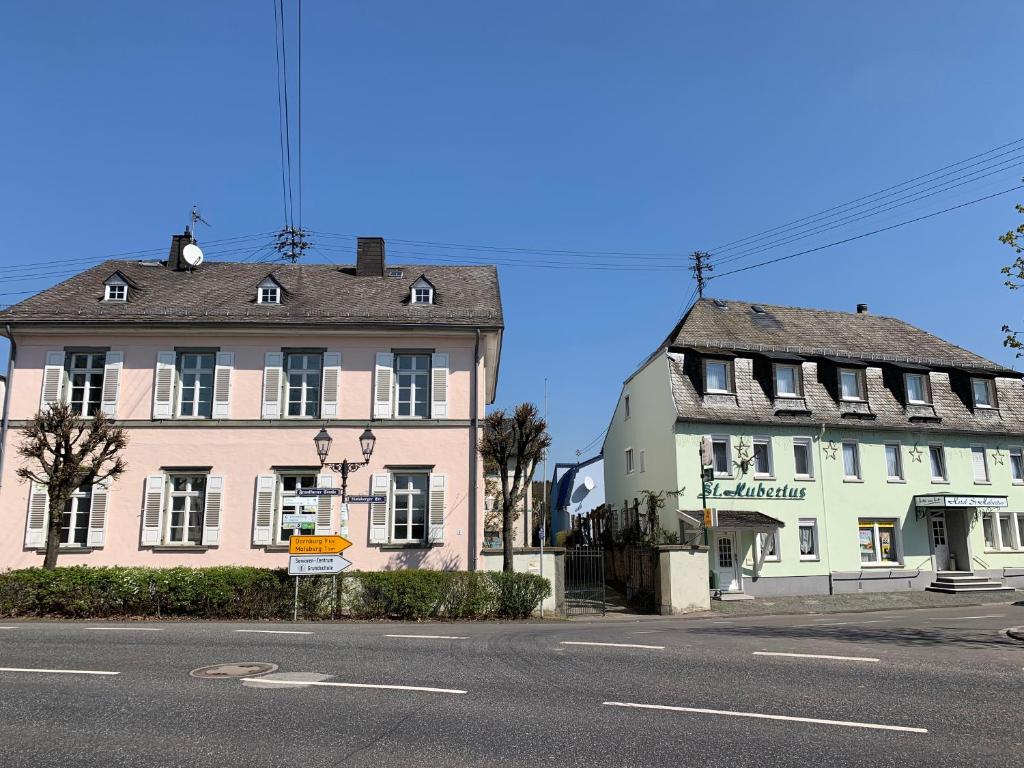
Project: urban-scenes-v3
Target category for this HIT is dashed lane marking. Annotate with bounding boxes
[384,635,468,640]
[942,615,1005,621]
[241,678,466,694]
[86,627,163,632]
[0,667,120,676]
[560,641,664,650]
[234,630,315,635]
[752,651,879,663]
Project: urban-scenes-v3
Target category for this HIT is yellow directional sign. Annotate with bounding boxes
[289,535,352,555]
[703,508,718,528]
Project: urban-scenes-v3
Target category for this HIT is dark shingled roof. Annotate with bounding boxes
[669,298,1008,373]
[0,260,503,327]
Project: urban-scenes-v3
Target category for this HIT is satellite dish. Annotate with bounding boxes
[181,243,204,267]
[582,476,595,491]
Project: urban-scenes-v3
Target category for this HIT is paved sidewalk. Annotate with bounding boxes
[709,589,1021,617]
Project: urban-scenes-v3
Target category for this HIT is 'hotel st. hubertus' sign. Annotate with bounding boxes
[914,495,1008,508]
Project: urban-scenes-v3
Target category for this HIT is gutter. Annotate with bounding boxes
[468,328,481,570]
[0,324,15,488]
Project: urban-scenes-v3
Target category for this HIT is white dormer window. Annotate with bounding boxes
[257,277,282,305]
[410,277,434,305]
[104,284,127,302]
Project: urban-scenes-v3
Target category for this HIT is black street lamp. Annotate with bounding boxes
[314,426,377,503]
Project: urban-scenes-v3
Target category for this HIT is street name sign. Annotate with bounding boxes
[289,535,353,555]
[296,488,341,497]
[347,494,386,504]
[288,554,352,576]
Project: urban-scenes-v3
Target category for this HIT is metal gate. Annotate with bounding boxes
[563,546,606,616]
[624,546,657,613]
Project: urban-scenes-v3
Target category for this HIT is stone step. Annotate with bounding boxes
[936,570,975,576]
[713,591,755,601]
[934,575,993,584]
[925,583,1015,593]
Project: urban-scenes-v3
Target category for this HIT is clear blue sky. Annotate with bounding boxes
[3,2,1024,472]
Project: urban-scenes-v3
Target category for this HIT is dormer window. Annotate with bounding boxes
[905,373,930,404]
[704,359,733,394]
[972,377,996,409]
[104,283,127,302]
[257,277,282,305]
[774,364,800,398]
[410,276,435,305]
[839,368,865,401]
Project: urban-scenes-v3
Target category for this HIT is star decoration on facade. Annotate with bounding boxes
[992,448,1006,466]
[823,442,838,460]
[908,444,923,463]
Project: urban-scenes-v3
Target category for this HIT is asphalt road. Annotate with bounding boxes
[0,601,1022,768]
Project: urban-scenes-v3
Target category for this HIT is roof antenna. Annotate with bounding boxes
[188,204,211,243]
[689,250,713,299]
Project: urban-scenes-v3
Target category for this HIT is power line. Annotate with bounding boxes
[708,184,1024,282]
[707,136,1024,254]
[297,0,303,233]
[273,0,292,228]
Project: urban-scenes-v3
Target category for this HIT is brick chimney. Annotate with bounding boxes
[356,237,385,277]
[167,228,192,271]
[856,303,869,314]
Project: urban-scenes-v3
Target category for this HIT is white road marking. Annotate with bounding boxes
[0,627,19,630]
[87,627,163,632]
[0,667,120,676]
[631,630,663,635]
[753,651,879,663]
[384,634,468,640]
[603,702,926,733]
[560,641,664,650]
[235,629,315,635]
[809,621,849,626]
[242,678,466,694]
[942,615,1005,621]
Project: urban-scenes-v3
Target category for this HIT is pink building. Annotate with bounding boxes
[0,235,503,572]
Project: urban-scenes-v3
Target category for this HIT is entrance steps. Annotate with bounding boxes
[925,571,1015,594]
[713,591,755,602]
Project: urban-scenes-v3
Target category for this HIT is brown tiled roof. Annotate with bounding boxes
[670,298,1008,372]
[0,260,503,328]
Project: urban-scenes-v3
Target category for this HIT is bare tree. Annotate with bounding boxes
[480,403,552,572]
[1000,195,1024,353]
[17,402,128,569]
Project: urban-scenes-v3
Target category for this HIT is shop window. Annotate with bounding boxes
[858,518,900,565]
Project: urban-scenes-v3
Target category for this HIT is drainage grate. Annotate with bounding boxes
[190,662,279,679]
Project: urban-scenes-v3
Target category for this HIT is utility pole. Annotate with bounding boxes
[541,377,548,546]
[275,226,311,263]
[689,250,713,299]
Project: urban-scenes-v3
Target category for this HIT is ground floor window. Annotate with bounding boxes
[983,511,1023,551]
[60,485,92,546]
[798,518,819,561]
[392,473,428,542]
[858,518,900,565]
[756,530,780,562]
[166,475,206,545]
[277,474,319,544]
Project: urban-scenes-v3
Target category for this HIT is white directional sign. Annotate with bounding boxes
[281,514,317,527]
[287,554,353,576]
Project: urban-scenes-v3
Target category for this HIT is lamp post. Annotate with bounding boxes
[314,426,377,502]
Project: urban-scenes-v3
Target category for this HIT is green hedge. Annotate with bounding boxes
[0,566,550,621]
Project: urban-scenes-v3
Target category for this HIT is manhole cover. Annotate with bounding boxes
[191,662,279,679]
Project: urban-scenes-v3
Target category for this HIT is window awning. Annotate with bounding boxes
[679,510,785,529]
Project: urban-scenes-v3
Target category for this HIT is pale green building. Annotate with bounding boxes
[604,298,1024,597]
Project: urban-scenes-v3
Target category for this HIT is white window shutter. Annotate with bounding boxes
[321,352,342,418]
[152,351,176,419]
[202,476,224,545]
[212,352,234,418]
[262,352,284,419]
[141,475,165,546]
[100,352,123,418]
[373,353,394,419]
[253,475,276,545]
[431,353,449,419]
[315,474,334,534]
[24,481,49,548]
[429,473,446,542]
[86,478,110,548]
[369,473,389,542]
[40,351,65,409]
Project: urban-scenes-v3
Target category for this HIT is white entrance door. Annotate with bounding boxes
[713,532,741,592]
[931,514,950,571]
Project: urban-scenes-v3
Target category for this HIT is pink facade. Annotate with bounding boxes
[0,326,500,571]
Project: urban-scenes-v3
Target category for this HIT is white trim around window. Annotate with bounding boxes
[755,530,781,563]
[971,445,990,484]
[703,359,733,394]
[928,444,948,483]
[638,449,646,474]
[1010,447,1024,485]
[798,518,819,561]
[792,437,814,480]
[904,372,930,404]
[884,442,904,482]
[104,283,127,302]
[625,447,635,475]
[971,377,996,409]
[752,436,773,479]
[982,510,1024,552]
[774,364,800,398]
[839,368,865,401]
[623,393,631,420]
[841,441,861,481]
[711,435,732,478]
[858,518,902,566]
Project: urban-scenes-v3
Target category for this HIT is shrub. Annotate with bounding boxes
[0,566,550,621]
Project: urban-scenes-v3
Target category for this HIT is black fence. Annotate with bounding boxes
[563,546,606,616]
[623,546,657,613]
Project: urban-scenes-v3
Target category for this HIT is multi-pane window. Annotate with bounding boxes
[104,283,126,301]
[885,443,904,481]
[774,364,799,397]
[929,445,947,481]
[625,448,635,474]
[1011,448,1024,483]
[839,368,864,400]
[60,485,92,547]
[842,441,861,480]
[178,353,215,418]
[412,287,432,304]
[277,475,318,543]
[972,378,994,408]
[286,353,322,418]
[798,518,819,560]
[395,354,430,418]
[757,530,780,562]
[752,437,772,478]
[859,518,899,565]
[704,360,731,393]
[67,352,106,417]
[983,511,1024,551]
[971,446,989,483]
[793,437,814,479]
[166,475,206,545]
[392,473,428,542]
[905,373,929,404]
[711,436,731,477]
[259,286,280,304]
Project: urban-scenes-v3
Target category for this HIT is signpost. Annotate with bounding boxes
[288,554,352,576]
[288,534,354,620]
